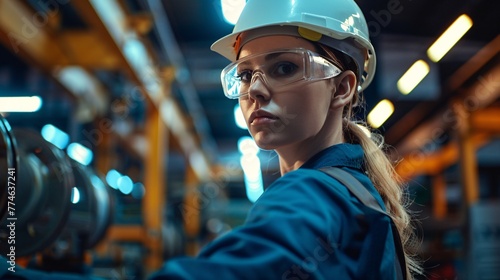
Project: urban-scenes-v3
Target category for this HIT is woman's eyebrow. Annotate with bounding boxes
[237,51,296,68]
[264,52,284,61]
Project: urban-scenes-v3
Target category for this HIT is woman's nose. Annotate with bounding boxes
[247,72,271,101]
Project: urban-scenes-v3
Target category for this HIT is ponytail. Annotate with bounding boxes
[316,41,422,278]
[343,120,422,279]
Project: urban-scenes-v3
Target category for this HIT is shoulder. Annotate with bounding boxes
[261,168,358,206]
[246,168,363,226]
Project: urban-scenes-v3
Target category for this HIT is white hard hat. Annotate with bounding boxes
[211,0,376,91]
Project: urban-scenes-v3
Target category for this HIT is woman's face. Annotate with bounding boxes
[237,35,338,150]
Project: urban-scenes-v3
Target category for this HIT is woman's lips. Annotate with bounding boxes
[249,110,279,125]
[252,116,278,125]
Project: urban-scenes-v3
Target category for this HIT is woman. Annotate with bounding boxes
[151,0,421,279]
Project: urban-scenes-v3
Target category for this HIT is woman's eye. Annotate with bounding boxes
[237,70,252,83]
[272,62,298,77]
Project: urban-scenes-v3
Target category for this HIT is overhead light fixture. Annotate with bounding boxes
[427,14,473,62]
[221,0,246,25]
[244,171,264,203]
[189,150,212,180]
[117,175,134,195]
[234,104,247,129]
[55,67,94,97]
[41,124,70,149]
[106,169,122,189]
[67,142,93,166]
[131,182,145,199]
[238,136,263,202]
[397,60,430,95]
[90,0,126,42]
[367,99,394,129]
[0,96,42,112]
[238,136,259,155]
[241,154,264,203]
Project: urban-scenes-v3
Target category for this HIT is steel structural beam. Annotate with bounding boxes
[71,0,212,181]
[395,107,499,181]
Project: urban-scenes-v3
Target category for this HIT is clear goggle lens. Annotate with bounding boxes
[221,48,342,99]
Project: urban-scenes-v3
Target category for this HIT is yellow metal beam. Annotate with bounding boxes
[0,0,69,68]
[71,0,212,181]
[395,105,498,181]
[143,99,167,272]
[432,174,447,220]
[454,101,480,205]
[395,132,490,182]
[0,0,110,121]
[69,0,142,86]
[58,31,121,69]
[471,106,500,135]
[447,35,500,93]
[183,165,200,256]
[105,225,146,242]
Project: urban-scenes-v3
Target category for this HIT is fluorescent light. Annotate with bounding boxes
[106,169,121,189]
[41,124,70,149]
[244,173,264,203]
[238,136,259,155]
[90,0,126,42]
[67,142,93,166]
[238,136,263,202]
[367,99,394,129]
[0,96,42,112]
[397,60,430,95]
[123,37,158,92]
[427,14,473,62]
[117,175,133,195]
[131,182,145,199]
[234,104,247,129]
[189,150,212,180]
[240,154,261,181]
[241,154,264,202]
[221,0,246,25]
[55,67,94,96]
[123,38,147,69]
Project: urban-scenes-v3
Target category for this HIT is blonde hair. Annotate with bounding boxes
[344,120,422,279]
[316,43,422,279]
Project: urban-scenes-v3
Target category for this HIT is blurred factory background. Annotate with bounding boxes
[0,0,499,279]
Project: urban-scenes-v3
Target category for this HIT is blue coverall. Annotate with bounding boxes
[149,143,400,280]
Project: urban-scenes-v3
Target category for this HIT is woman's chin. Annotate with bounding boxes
[252,135,276,151]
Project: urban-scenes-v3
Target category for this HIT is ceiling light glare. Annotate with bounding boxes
[367,99,394,129]
[67,142,93,166]
[427,14,473,62]
[234,104,247,129]
[117,175,134,195]
[106,169,121,189]
[221,0,246,25]
[397,60,430,95]
[0,96,42,112]
[41,124,70,149]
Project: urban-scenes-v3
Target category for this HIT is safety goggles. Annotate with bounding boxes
[220,48,343,99]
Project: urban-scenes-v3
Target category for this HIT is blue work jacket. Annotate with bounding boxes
[150,143,399,280]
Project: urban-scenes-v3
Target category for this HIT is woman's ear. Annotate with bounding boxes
[331,70,357,109]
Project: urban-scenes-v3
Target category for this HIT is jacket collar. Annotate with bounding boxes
[300,143,364,170]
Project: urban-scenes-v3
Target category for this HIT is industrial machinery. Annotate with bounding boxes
[0,115,113,271]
